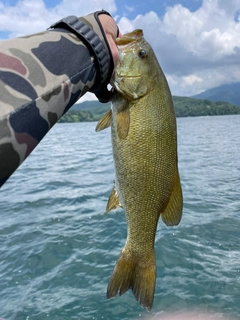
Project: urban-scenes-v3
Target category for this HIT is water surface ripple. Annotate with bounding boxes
[0,116,240,320]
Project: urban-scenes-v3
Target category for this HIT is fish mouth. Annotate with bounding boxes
[111,80,139,100]
[116,29,143,45]
[111,72,141,96]
[111,74,141,91]
[116,73,142,78]
[110,73,141,88]
[111,80,123,93]
[117,75,141,78]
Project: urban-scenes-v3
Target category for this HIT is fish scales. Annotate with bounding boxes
[96,29,183,310]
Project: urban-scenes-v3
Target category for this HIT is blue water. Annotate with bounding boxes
[0,115,240,320]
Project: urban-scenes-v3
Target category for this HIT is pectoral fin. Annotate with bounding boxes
[95,110,112,132]
[161,170,183,226]
[106,186,123,213]
[117,108,130,139]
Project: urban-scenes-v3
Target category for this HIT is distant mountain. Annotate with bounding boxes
[192,82,240,106]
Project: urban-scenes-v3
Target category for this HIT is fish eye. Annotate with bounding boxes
[138,49,148,58]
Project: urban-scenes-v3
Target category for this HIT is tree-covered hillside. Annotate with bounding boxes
[59,96,240,123]
[173,96,240,117]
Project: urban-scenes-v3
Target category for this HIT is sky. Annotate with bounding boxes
[0,0,240,101]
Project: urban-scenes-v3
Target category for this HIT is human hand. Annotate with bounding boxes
[98,14,122,70]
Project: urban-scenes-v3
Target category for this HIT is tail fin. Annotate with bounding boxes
[107,248,156,310]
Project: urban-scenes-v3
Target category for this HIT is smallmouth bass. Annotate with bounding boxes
[96,29,183,310]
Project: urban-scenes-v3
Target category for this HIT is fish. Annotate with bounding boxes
[96,29,183,310]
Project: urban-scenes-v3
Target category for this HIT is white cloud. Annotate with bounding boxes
[117,0,240,96]
[53,0,116,19]
[163,0,240,60]
[118,11,163,35]
[0,0,116,38]
[118,16,135,34]
[0,0,240,97]
[182,75,203,86]
[0,0,57,37]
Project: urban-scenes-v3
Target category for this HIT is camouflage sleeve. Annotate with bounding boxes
[0,11,114,188]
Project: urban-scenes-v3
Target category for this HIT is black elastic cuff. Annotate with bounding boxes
[48,11,116,103]
[91,11,115,102]
[48,15,109,86]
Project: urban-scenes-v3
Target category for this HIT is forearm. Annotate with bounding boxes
[0,12,114,188]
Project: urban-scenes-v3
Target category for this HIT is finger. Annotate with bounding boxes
[106,35,119,69]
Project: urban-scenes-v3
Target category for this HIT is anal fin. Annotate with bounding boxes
[161,170,183,226]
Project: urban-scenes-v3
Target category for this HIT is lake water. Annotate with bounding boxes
[0,115,240,320]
